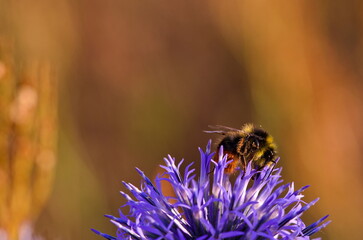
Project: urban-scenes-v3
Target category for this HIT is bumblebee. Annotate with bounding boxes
[205,123,277,174]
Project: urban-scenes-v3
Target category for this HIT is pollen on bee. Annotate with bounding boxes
[266,135,274,144]
[241,124,254,133]
[254,150,264,159]
[224,152,241,174]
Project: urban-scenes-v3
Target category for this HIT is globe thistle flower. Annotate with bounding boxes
[93,141,330,239]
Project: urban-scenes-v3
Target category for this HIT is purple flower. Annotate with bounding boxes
[93,141,330,239]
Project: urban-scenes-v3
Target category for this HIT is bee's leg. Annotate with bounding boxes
[263,160,277,181]
[252,159,270,180]
[207,167,215,176]
[241,156,247,178]
[241,165,246,179]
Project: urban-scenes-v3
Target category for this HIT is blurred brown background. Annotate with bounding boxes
[1,0,363,239]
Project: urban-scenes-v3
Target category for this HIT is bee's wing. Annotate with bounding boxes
[204,125,240,135]
[204,130,227,135]
[208,125,240,131]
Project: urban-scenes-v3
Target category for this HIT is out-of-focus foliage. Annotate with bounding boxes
[0,0,68,239]
[0,13,57,240]
[1,0,363,239]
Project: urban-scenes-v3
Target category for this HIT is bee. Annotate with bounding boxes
[205,123,277,174]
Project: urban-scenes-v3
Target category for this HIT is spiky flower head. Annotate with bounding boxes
[93,141,330,239]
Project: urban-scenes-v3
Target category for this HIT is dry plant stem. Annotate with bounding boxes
[0,38,14,232]
[0,39,57,239]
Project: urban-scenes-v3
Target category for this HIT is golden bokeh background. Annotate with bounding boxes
[1,1,363,239]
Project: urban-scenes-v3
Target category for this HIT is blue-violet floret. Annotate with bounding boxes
[93,141,330,240]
